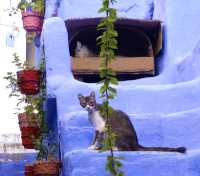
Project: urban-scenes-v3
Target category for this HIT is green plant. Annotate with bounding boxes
[26,58,47,149]
[31,58,51,159]
[17,0,45,14]
[4,53,37,108]
[3,53,27,106]
[35,131,58,160]
[32,0,45,14]
[97,0,124,176]
[3,54,45,126]
[17,0,29,11]
[3,54,46,152]
[24,59,46,115]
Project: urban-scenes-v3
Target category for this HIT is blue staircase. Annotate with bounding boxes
[60,109,200,176]
[42,17,200,176]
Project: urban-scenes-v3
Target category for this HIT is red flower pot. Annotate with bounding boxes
[18,113,40,149]
[18,113,39,127]
[21,136,35,149]
[25,164,34,176]
[22,11,44,33]
[33,160,61,176]
[17,70,41,95]
[20,126,40,137]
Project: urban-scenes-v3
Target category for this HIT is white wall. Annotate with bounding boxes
[0,1,26,134]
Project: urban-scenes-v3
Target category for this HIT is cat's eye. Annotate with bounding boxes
[89,101,94,106]
[81,102,86,107]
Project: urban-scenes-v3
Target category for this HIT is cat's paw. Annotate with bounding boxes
[88,145,98,150]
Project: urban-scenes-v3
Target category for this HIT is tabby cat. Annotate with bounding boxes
[78,91,186,153]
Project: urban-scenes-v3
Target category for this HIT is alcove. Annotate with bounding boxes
[65,18,162,82]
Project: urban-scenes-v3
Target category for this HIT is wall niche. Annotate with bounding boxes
[65,18,162,82]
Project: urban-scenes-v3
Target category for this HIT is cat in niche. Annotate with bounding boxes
[78,91,186,153]
[75,41,96,58]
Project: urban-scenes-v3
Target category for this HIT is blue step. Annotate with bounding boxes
[63,149,200,176]
[59,107,200,176]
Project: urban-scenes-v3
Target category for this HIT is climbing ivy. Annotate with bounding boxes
[97,0,124,176]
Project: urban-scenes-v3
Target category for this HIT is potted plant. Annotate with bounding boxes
[33,158,60,176]
[17,0,45,33]
[4,53,42,95]
[19,74,45,149]
[19,112,40,149]
[19,96,44,149]
[24,163,34,176]
[17,69,41,95]
[33,133,61,176]
[4,53,45,149]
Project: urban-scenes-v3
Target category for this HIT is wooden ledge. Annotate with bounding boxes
[71,56,155,75]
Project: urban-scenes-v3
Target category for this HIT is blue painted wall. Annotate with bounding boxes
[41,0,200,175]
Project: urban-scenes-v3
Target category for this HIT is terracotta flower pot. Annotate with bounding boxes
[33,160,61,176]
[18,113,39,125]
[18,113,40,149]
[21,136,35,149]
[17,70,41,95]
[20,126,40,137]
[22,11,44,33]
[25,164,34,176]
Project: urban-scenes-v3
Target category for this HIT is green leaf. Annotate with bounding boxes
[96,35,103,42]
[97,0,124,175]
[108,106,113,115]
[108,87,117,95]
[117,172,125,176]
[100,85,107,94]
[110,77,118,85]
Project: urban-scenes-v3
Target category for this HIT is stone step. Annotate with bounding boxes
[61,107,200,175]
[63,149,200,176]
[48,74,200,115]
[61,107,200,153]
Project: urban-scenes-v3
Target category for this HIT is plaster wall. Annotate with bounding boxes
[42,0,200,175]
[42,17,200,176]
[46,0,154,20]
[45,0,200,83]
[151,0,200,81]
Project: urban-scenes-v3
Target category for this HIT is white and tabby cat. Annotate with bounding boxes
[78,91,186,153]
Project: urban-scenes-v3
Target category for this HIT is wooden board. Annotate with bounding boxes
[71,56,155,75]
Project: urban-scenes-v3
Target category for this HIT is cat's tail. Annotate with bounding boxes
[138,145,186,153]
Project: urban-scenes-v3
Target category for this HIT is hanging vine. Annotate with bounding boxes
[97,0,124,176]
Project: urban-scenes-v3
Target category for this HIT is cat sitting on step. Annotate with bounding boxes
[75,41,96,58]
[78,91,186,153]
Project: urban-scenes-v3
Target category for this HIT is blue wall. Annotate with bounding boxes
[42,0,200,175]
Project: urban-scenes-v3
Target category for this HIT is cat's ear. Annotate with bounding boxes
[76,41,82,49]
[78,94,83,100]
[90,91,95,98]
